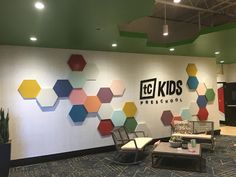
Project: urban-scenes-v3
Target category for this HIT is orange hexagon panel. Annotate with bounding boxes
[84,96,101,113]
[186,63,197,76]
[122,102,137,117]
[18,80,41,99]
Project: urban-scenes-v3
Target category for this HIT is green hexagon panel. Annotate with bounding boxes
[69,71,87,88]
[18,80,41,99]
[36,89,58,108]
[180,108,192,120]
[124,117,138,133]
[111,110,126,127]
[205,88,215,102]
[123,102,137,117]
[186,63,197,76]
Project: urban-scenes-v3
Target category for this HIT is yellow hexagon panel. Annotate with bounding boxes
[122,102,137,117]
[18,80,41,99]
[186,63,197,76]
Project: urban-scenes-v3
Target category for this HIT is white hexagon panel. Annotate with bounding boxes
[69,71,87,88]
[135,122,152,137]
[110,80,125,96]
[189,102,199,116]
[36,88,58,107]
[98,104,113,120]
[83,63,99,80]
[197,83,207,96]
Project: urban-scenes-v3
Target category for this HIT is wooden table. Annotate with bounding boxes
[152,142,202,172]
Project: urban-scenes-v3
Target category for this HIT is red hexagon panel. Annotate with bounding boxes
[67,54,87,71]
[197,107,209,121]
[84,96,101,113]
[218,87,225,113]
[161,110,173,126]
[97,87,113,103]
[97,119,114,136]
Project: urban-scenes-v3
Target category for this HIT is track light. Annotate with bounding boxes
[173,0,181,3]
[163,4,168,36]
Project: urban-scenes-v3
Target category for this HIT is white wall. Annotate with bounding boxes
[227,63,236,82]
[0,45,220,160]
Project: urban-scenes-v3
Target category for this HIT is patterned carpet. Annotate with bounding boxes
[10,135,236,177]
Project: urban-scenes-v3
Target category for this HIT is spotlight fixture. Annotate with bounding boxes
[35,1,45,10]
[220,60,224,63]
[163,4,168,36]
[214,51,220,55]
[112,43,117,47]
[30,37,37,41]
[173,0,181,3]
[169,48,175,51]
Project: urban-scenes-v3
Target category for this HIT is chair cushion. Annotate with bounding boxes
[172,133,212,140]
[121,137,153,150]
[174,120,193,134]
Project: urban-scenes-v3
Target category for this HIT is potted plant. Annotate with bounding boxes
[169,136,182,148]
[0,108,11,177]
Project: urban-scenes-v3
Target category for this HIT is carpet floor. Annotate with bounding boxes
[9,135,236,177]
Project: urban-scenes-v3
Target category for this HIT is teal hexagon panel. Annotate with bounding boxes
[187,76,199,90]
[111,110,126,127]
[69,105,88,123]
[180,109,192,120]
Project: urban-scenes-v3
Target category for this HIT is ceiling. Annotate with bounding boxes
[1,0,236,63]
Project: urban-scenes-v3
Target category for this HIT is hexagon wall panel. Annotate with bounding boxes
[124,117,138,133]
[53,80,73,98]
[111,110,126,127]
[123,102,137,117]
[98,104,113,120]
[69,89,87,105]
[197,83,207,95]
[218,87,225,113]
[97,87,113,103]
[18,80,41,99]
[67,54,87,71]
[69,105,88,123]
[36,89,58,107]
[110,80,125,96]
[97,119,114,136]
[161,110,173,126]
[69,72,87,88]
[187,76,199,90]
[83,63,99,80]
[135,122,152,137]
[84,96,101,113]
[198,107,209,121]
[197,96,208,108]
[189,102,199,115]
[205,88,215,102]
[180,109,192,120]
[186,63,197,76]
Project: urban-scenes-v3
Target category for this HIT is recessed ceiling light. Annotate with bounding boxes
[220,60,224,63]
[214,51,220,55]
[30,37,37,41]
[112,43,117,47]
[35,1,45,10]
[174,0,181,3]
[169,48,175,51]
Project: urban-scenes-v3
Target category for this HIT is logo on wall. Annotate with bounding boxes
[140,78,183,105]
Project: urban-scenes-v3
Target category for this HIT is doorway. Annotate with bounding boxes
[224,82,236,126]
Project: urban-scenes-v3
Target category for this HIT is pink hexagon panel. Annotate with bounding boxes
[161,110,173,126]
[197,83,207,96]
[84,96,101,113]
[69,89,87,105]
[67,54,87,71]
[110,80,125,96]
[97,87,113,103]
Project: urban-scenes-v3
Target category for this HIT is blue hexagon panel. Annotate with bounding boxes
[53,80,73,98]
[187,76,199,90]
[197,95,208,108]
[69,105,88,123]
